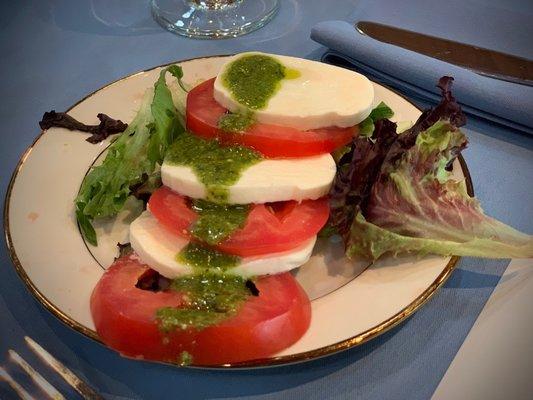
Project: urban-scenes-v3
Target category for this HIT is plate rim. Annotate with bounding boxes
[3,55,473,369]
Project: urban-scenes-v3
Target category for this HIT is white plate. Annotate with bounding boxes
[4,55,470,368]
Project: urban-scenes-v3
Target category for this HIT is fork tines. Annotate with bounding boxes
[0,337,102,400]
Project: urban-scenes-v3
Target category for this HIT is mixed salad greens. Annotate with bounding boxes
[330,77,533,260]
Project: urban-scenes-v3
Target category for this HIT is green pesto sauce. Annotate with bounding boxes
[164,133,262,203]
[190,200,250,245]
[177,351,193,366]
[218,110,255,133]
[176,242,240,271]
[222,54,301,110]
[156,273,251,331]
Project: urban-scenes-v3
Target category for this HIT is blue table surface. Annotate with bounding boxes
[1,1,532,399]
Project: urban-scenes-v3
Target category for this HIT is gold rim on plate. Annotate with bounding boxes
[3,55,473,369]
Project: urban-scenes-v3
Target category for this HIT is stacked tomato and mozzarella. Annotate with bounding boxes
[91,53,374,365]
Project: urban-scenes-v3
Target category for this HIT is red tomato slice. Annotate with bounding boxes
[148,186,329,256]
[186,78,357,158]
[91,255,311,365]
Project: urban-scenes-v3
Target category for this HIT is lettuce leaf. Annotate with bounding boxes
[330,118,398,239]
[332,77,533,261]
[348,213,533,260]
[359,101,394,137]
[324,102,396,237]
[39,111,128,144]
[75,66,186,245]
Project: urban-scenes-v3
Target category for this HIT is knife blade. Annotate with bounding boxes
[355,21,533,86]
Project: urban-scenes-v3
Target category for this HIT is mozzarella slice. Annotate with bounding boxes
[161,153,336,204]
[214,52,374,130]
[130,211,316,279]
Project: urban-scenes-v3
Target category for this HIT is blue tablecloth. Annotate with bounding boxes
[1,2,532,399]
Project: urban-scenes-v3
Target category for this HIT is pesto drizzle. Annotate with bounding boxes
[156,272,251,332]
[156,242,253,332]
[176,242,240,272]
[154,55,303,335]
[178,351,193,366]
[221,54,301,110]
[190,199,250,245]
[164,132,262,202]
[218,111,255,133]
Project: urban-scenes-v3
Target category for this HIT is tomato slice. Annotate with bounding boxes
[91,255,311,365]
[186,78,357,158]
[148,186,329,256]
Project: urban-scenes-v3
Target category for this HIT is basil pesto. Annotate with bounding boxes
[176,242,240,271]
[218,111,255,133]
[178,351,193,366]
[190,200,250,245]
[164,133,262,202]
[221,54,300,110]
[156,273,252,331]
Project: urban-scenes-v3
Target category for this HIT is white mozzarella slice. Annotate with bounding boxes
[130,211,316,279]
[130,211,192,278]
[161,153,336,204]
[214,52,374,130]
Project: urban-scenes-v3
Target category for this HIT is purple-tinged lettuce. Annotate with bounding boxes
[39,111,127,144]
[331,77,533,261]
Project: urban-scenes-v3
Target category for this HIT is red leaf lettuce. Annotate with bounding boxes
[331,77,533,261]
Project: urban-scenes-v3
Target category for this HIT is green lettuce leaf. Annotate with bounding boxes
[359,101,394,137]
[347,213,533,260]
[75,66,185,245]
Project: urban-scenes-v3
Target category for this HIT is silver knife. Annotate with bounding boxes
[355,21,533,86]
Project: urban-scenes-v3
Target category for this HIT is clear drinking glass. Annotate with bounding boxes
[150,0,280,39]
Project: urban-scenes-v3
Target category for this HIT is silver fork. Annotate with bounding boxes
[0,336,102,400]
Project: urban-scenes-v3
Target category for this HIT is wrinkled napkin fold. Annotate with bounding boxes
[311,21,533,134]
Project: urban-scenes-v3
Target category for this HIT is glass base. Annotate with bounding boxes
[151,0,280,39]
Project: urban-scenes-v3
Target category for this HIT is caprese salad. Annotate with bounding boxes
[40,51,532,367]
[89,53,374,365]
